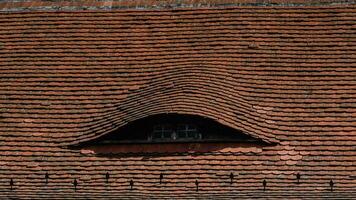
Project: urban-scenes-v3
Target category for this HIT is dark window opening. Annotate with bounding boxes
[151,123,201,141]
[88,114,263,145]
[152,124,173,140]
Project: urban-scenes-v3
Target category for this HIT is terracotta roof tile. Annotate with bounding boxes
[0,3,355,198]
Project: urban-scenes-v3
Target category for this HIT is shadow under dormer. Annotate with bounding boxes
[71,114,271,156]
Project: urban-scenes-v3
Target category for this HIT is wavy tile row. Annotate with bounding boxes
[0,5,355,198]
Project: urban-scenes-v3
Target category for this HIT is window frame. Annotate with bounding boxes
[150,123,200,142]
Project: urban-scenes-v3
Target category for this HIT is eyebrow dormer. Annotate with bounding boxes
[76,114,266,150]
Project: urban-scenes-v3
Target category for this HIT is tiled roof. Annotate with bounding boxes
[0,0,354,11]
[0,3,356,199]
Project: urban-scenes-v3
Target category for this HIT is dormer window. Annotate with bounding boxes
[177,124,200,139]
[81,114,264,145]
[152,124,173,140]
[151,123,201,141]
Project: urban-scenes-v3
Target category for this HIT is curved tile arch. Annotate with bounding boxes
[68,66,279,145]
[0,5,355,198]
[1,6,355,147]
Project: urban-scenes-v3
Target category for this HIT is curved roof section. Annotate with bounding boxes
[1,5,356,146]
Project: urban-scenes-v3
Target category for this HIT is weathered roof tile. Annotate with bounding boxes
[0,3,355,198]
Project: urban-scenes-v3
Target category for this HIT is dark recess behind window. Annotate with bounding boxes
[89,114,262,144]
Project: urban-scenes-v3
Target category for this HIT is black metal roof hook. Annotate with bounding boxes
[105,172,110,184]
[296,173,301,184]
[10,178,14,191]
[130,179,134,190]
[230,172,234,184]
[45,172,49,184]
[263,179,267,191]
[159,173,163,184]
[329,179,334,192]
[195,179,199,192]
[73,179,78,191]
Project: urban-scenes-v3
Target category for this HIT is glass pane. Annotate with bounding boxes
[162,124,172,131]
[163,131,172,139]
[153,125,163,131]
[177,131,186,138]
[152,123,199,140]
[152,124,174,140]
[187,124,196,130]
[176,124,185,131]
[187,131,197,138]
[153,132,162,139]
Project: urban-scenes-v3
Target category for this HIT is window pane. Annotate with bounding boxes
[187,131,197,138]
[176,124,185,131]
[153,125,163,131]
[153,132,162,139]
[163,125,173,131]
[177,131,186,138]
[152,124,173,140]
[152,123,199,141]
[163,131,172,139]
[187,124,196,130]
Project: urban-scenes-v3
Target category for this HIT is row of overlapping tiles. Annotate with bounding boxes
[0,144,355,193]
[0,0,350,11]
[0,5,355,197]
[1,138,354,195]
[0,6,355,145]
